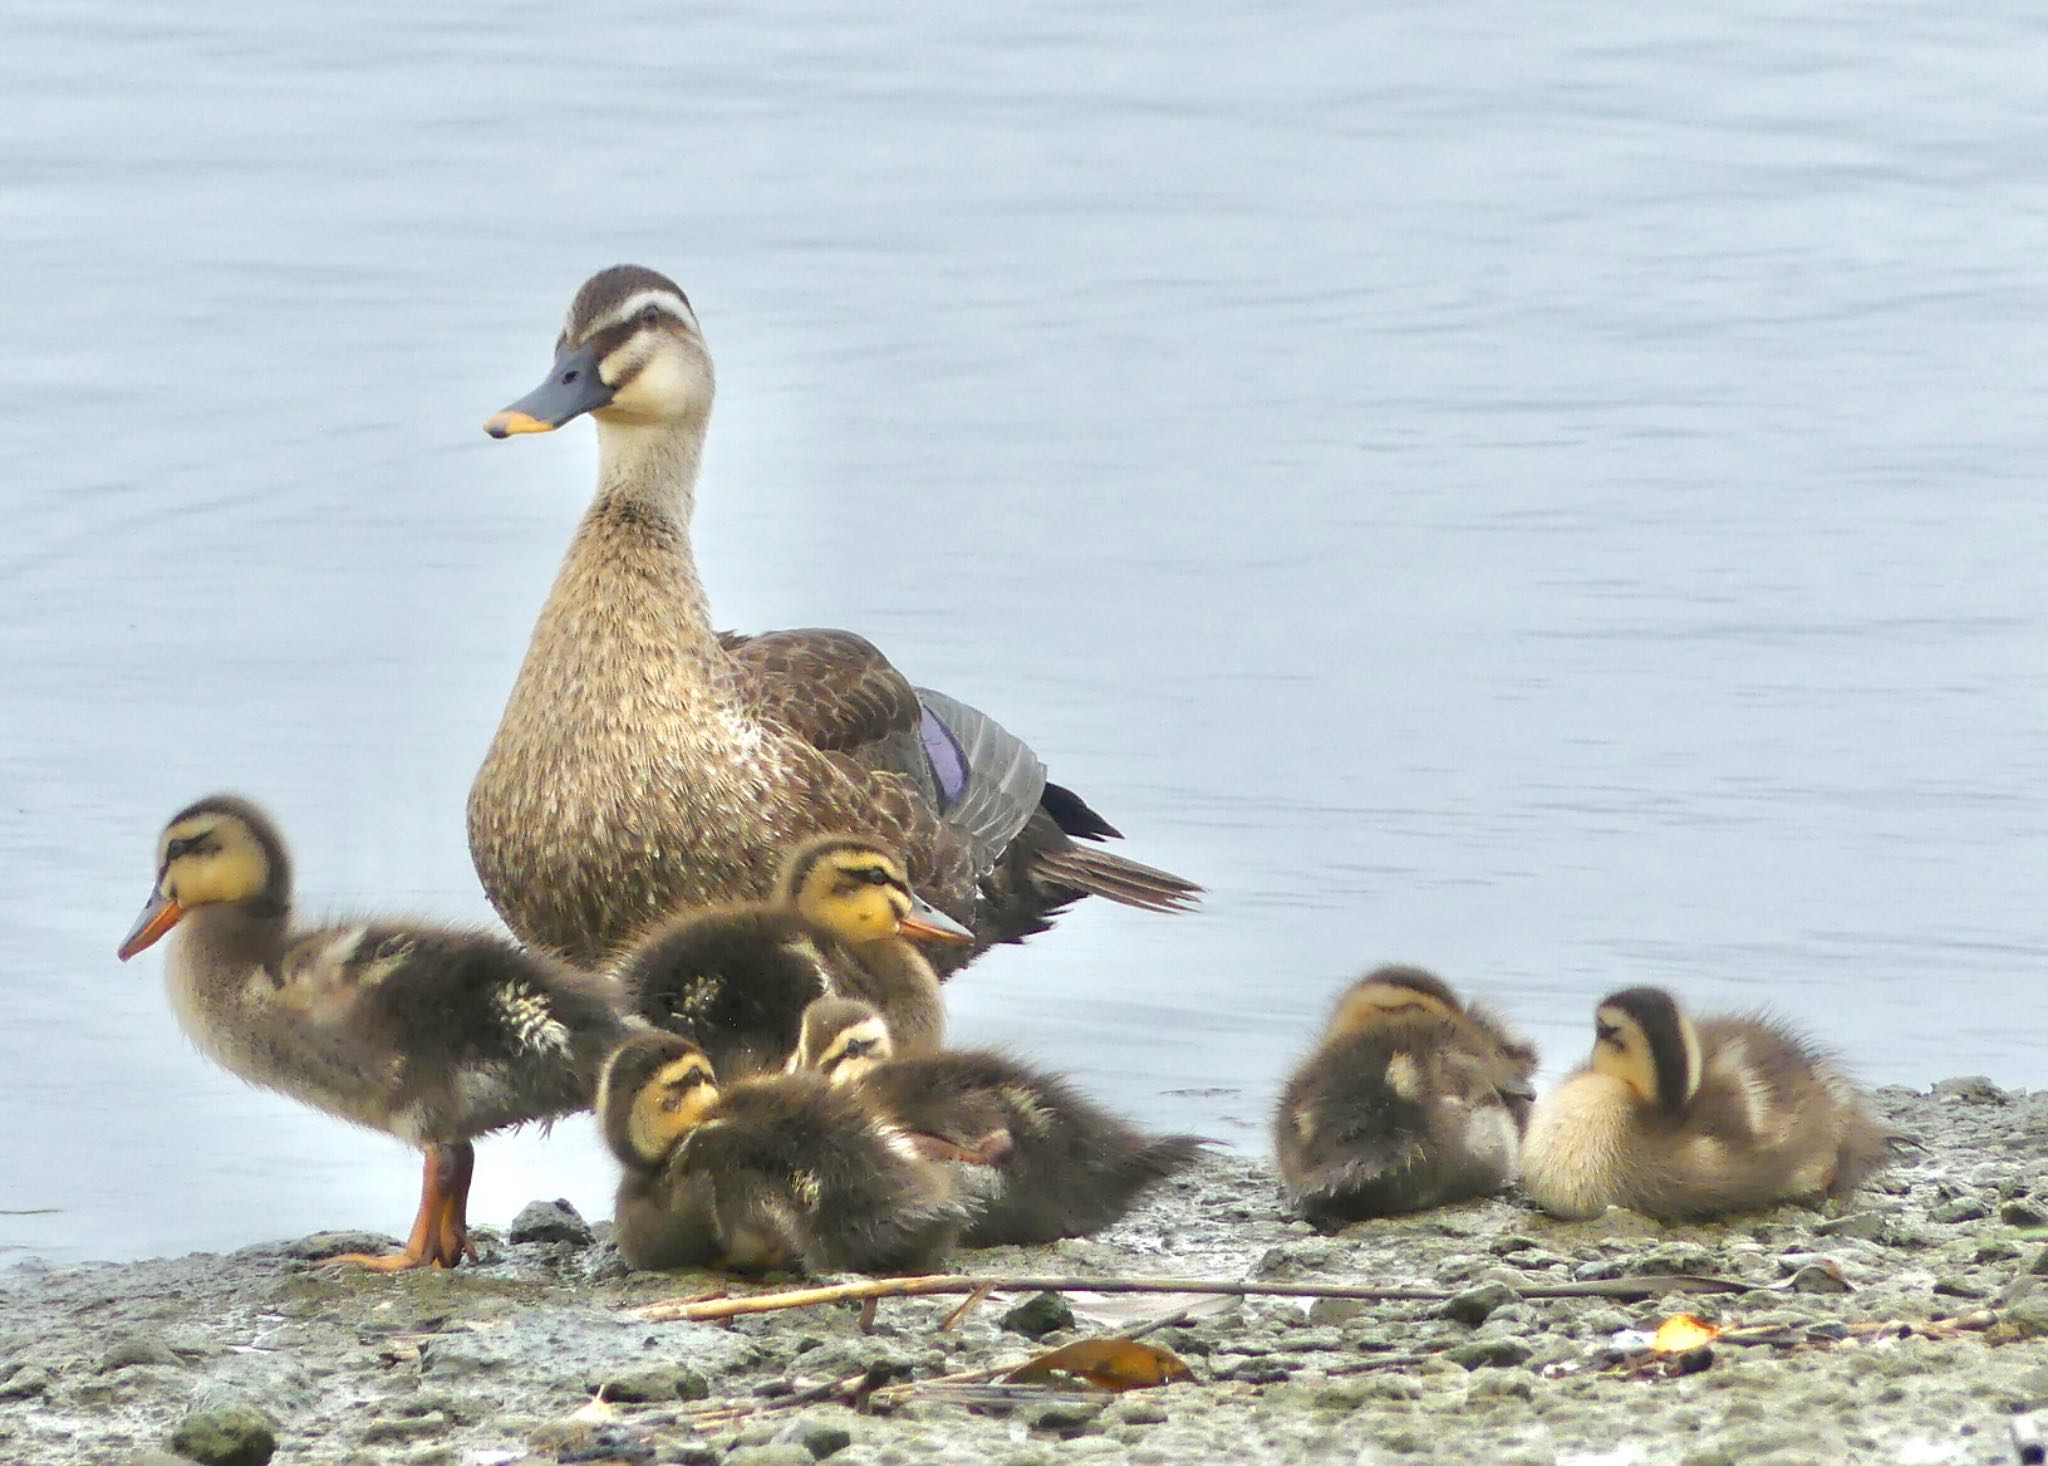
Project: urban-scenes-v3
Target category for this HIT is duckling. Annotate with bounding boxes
[618,834,968,1078]
[117,794,634,1270]
[595,1030,970,1274]
[1519,986,1893,1221]
[1274,965,1539,1225]
[793,998,1205,1245]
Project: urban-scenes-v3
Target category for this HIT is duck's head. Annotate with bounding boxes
[790,997,895,1085]
[118,795,290,960]
[597,1032,720,1167]
[1591,986,1702,1117]
[1328,964,1464,1038]
[779,835,973,948]
[485,265,714,439]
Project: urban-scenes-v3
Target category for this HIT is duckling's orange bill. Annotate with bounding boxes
[899,896,974,945]
[118,889,184,960]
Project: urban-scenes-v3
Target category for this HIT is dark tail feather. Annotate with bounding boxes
[1039,781,1123,842]
[1032,844,1203,914]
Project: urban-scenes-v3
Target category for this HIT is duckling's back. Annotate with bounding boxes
[1276,1016,1532,1223]
[679,1074,969,1273]
[617,908,842,1077]
[858,1050,1204,1245]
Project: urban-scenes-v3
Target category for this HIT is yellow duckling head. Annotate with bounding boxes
[1591,986,1703,1117]
[781,836,973,949]
[597,1032,722,1167]
[1327,964,1465,1039]
[791,997,897,1085]
[118,795,288,960]
[485,265,716,439]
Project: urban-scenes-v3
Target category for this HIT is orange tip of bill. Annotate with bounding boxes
[484,409,555,438]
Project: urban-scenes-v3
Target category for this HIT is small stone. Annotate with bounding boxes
[98,1332,181,1372]
[1814,1212,1885,1241]
[1933,1076,2007,1105]
[0,1366,51,1399]
[1307,1296,1369,1325]
[2002,1295,2048,1340]
[1634,1243,1716,1275]
[2031,1248,2048,1277]
[1932,1197,1989,1225]
[771,1414,853,1460]
[1001,1292,1075,1339]
[1026,1397,1107,1436]
[1788,1264,1851,1295]
[1471,1371,1535,1400]
[1444,1338,1533,1370]
[362,1414,446,1442]
[2002,1200,2048,1227]
[725,1448,815,1466]
[169,1403,278,1466]
[593,1362,710,1402]
[1110,1396,1169,1425]
[1934,1276,1991,1300]
[508,1198,594,1246]
[1440,1282,1518,1327]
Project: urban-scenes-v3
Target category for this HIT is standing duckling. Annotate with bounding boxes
[792,998,1205,1245]
[595,1031,970,1274]
[117,795,633,1270]
[1274,966,1538,1224]
[1519,986,1892,1221]
[618,835,970,1079]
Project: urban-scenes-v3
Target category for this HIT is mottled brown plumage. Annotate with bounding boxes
[469,265,1198,972]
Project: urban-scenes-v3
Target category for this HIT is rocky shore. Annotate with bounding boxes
[5,1081,2047,1466]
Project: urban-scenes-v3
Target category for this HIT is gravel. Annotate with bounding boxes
[3,1082,2047,1464]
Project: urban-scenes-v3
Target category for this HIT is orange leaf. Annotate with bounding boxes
[1652,1314,1720,1353]
[1005,1337,1195,1392]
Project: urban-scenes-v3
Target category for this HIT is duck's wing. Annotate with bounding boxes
[721,627,1201,920]
[720,629,925,760]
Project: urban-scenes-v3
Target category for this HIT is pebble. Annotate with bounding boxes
[168,1402,278,1466]
[1439,1282,1518,1326]
[1444,1337,1533,1370]
[771,1413,854,1459]
[1000,1292,1074,1339]
[593,1362,711,1402]
[508,1198,595,1246]
[0,1365,51,1399]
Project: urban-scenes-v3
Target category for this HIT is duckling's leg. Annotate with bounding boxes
[317,1145,468,1273]
[429,1142,478,1267]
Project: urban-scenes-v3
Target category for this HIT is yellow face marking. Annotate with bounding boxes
[626,1055,719,1163]
[793,851,912,945]
[1589,1004,1657,1104]
[154,813,270,909]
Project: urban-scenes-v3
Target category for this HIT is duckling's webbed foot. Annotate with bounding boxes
[317,1142,477,1272]
[904,1128,1013,1167]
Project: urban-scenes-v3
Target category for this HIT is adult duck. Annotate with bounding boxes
[470,265,1197,968]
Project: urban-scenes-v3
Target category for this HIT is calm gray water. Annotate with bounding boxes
[3,4,2044,1268]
